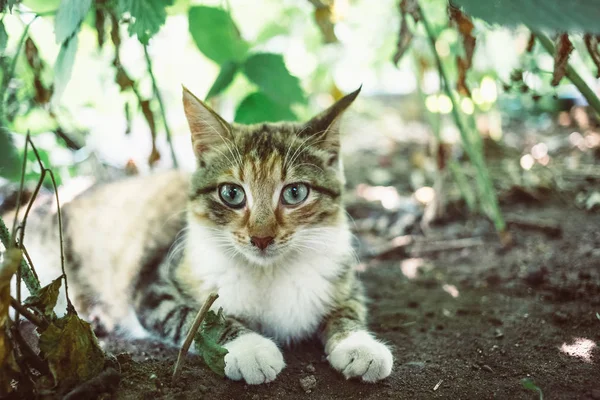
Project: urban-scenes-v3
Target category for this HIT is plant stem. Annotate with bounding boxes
[418,1,505,233]
[535,32,600,117]
[0,216,40,294]
[172,292,219,384]
[10,297,47,329]
[143,45,179,168]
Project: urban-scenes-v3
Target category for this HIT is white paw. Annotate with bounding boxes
[327,331,393,382]
[223,332,285,384]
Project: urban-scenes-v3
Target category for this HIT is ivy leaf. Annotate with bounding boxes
[243,53,305,106]
[0,127,20,181]
[52,34,78,105]
[23,277,62,319]
[118,0,174,45]
[38,312,106,390]
[234,91,297,124]
[54,0,92,44]
[206,61,239,100]
[188,6,249,65]
[0,21,7,53]
[193,308,229,377]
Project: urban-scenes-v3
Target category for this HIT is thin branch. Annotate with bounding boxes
[27,136,75,313]
[172,292,219,383]
[10,297,47,329]
[143,45,179,168]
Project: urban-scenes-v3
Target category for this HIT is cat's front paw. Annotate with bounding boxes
[223,332,285,384]
[327,331,393,382]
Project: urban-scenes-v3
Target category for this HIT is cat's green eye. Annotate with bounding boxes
[219,184,246,208]
[281,183,309,206]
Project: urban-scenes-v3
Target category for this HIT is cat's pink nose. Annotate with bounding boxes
[250,236,274,250]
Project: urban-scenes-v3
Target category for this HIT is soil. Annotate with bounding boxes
[97,200,600,400]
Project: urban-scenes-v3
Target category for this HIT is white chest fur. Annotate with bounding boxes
[186,224,353,344]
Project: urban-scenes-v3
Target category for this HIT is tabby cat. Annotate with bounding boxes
[11,87,393,384]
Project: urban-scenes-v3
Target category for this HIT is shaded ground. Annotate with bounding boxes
[103,201,600,400]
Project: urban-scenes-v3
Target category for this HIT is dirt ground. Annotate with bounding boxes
[94,198,599,400]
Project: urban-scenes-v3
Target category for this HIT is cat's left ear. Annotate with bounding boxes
[300,86,361,165]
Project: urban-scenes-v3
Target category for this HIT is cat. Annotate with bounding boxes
[7,86,394,385]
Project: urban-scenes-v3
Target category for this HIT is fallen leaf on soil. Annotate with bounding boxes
[23,277,62,319]
[551,34,574,86]
[193,308,228,377]
[0,249,21,395]
[38,312,106,390]
[393,0,420,65]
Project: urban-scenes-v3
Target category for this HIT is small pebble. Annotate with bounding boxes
[306,364,316,373]
[198,384,209,393]
[482,365,494,373]
[299,375,317,393]
[494,329,504,339]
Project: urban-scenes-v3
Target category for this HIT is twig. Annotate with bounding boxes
[0,217,40,294]
[506,216,562,238]
[63,368,121,400]
[535,32,600,117]
[418,2,506,235]
[27,136,75,313]
[411,237,484,255]
[433,379,443,391]
[172,292,219,384]
[10,297,47,329]
[143,45,179,168]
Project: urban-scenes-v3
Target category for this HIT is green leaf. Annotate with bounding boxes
[193,308,229,377]
[234,91,297,124]
[0,127,20,181]
[39,312,106,390]
[1,0,17,12]
[206,61,239,100]
[188,6,249,65]
[52,34,79,105]
[23,277,62,319]
[243,53,305,105]
[118,0,174,45]
[453,0,600,34]
[0,21,7,53]
[521,378,543,400]
[54,0,92,44]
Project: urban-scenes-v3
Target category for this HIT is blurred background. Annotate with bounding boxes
[1,0,600,238]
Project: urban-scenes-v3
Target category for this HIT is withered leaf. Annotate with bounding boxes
[38,312,106,390]
[584,34,600,78]
[394,0,419,65]
[23,277,62,319]
[0,249,21,395]
[25,37,53,105]
[449,4,476,96]
[194,308,229,377]
[551,34,574,86]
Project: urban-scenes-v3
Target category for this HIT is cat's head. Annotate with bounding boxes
[182,87,359,266]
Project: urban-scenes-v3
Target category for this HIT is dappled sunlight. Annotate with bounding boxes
[355,184,401,210]
[560,338,596,363]
[442,284,460,298]
[400,257,425,279]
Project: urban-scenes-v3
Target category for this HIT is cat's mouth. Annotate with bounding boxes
[240,243,288,266]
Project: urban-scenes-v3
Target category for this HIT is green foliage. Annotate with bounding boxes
[38,312,106,389]
[243,53,305,106]
[0,0,17,12]
[235,92,297,124]
[118,0,174,45]
[54,0,92,43]
[0,21,7,53]
[188,6,249,65]
[206,61,239,100]
[0,127,20,180]
[521,378,543,400]
[52,35,78,104]
[193,308,229,377]
[453,0,600,34]
[23,277,62,319]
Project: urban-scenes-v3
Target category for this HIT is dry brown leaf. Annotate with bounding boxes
[449,4,476,96]
[551,34,574,86]
[0,249,21,395]
[393,0,420,65]
[584,34,600,78]
[38,312,106,391]
[24,37,52,105]
[23,277,62,319]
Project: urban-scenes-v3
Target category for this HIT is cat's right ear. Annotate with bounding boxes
[182,86,232,159]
